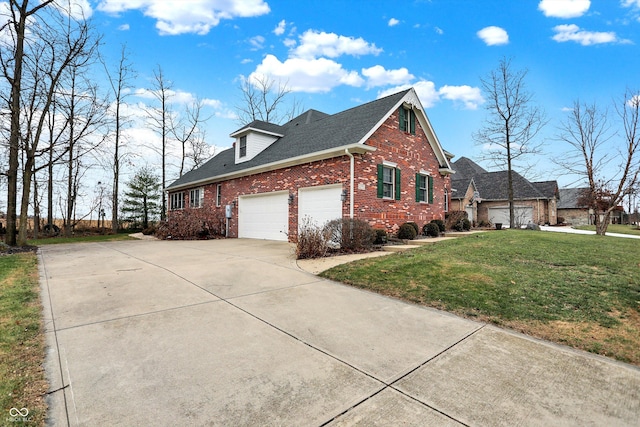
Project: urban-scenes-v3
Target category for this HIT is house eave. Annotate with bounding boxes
[229,127,284,138]
[165,143,377,192]
[439,167,455,176]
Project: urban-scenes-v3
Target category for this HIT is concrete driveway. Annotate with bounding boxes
[39,239,640,426]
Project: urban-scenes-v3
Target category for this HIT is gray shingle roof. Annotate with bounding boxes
[558,188,589,209]
[450,157,557,201]
[451,157,487,181]
[166,89,411,190]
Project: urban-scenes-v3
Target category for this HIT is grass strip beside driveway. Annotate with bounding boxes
[321,230,640,365]
[0,253,47,426]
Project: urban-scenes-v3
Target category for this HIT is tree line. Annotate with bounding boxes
[0,1,211,246]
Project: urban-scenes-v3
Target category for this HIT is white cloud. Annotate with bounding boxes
[622,0,640,6]
[249,35,265,50]
[434,26,444,35]
[274,19,286,36]
[552,24,623,45]
[477,26,509,46]
[378,81,440,108]
[250,54,364,93]
[63,0,93,19]
[388,18,400,27]
[538,0,590,18]
[362,65,414,88]
[291,30,383,59]
[118,23,130,31]
[627,94,640,108]
[96,0,270,35]
[438,85,485,110]
[133,88,221,108]
[378,81,483,110]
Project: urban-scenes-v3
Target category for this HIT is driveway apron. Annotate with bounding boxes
[39,239,640,426]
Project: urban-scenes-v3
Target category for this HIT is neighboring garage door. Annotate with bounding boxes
[238,191,289,241]
[488,206,533,227]
[298,184,343,230]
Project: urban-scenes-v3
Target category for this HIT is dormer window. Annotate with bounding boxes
[239,136,247,158]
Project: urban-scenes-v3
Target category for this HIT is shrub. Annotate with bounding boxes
[373,229,387,244]
[324,218,376,252]
[557,216,565,224]
[397,222,417,240]
[296,218,329,259]
[156,203,225,240]
[142,226,156,235]
[430,219,445,233]
[407,222,420,235]
[445,211,469,231]
[423,222,440,237]
[462,218,471,231]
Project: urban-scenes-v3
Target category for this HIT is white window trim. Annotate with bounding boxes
[189,187,204,208]
[171,192,185,210]
[216,184,222,207]
[239,136,247,158]
[417,174,428,203]
[382,165,395,199]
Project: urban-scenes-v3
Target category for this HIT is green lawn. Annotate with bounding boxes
[575,224,640,236]
[321,230,640,365]
[0,253,47,426]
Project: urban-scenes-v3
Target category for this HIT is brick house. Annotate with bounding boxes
[451,157,559,227]
[165,88,454,242]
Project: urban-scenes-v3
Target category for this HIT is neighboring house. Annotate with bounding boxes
[165,88,454,242]
[557,187,625,225]
[557,188,590,226]
[450,157,558,226]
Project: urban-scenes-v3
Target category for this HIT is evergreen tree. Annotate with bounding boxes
[121,167,161,229]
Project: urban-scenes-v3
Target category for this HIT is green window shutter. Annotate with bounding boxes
[399,107,405,131]
[395,168,401,200]
[377,164,384,198]
[410,110,416,134]
[415,173,421,202]
[428,175,434,204]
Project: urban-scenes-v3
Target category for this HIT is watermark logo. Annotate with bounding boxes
[7,407,32,423]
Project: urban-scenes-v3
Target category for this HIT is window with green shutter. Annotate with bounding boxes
[416,174,433,203]
[399,106,416,135]
[378,164,401,200]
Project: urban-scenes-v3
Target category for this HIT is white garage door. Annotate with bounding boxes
[238,191,289,241]
[488,206,533,227]
[298,184,343,230]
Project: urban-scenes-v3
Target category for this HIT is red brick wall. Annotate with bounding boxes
[169,110,451,241]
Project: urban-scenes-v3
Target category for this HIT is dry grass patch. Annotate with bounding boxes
[0,253,48,425]
[504,309,640,364]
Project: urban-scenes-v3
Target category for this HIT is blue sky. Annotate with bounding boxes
[85,0,640,188]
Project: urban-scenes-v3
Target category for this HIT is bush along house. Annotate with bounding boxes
[165,88,455,242]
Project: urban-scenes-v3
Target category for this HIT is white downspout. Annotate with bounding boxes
[345,148,354,219]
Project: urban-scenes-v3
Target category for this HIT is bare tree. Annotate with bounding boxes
[7,2,101,244]
[235,74,303,125]
[103,44,135,232]
[170,97,211,177]
[59,63,108,238]
[143,65,172,220]
[473,57,547,228]
[0,0,55,245]
[556,92,640,235]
